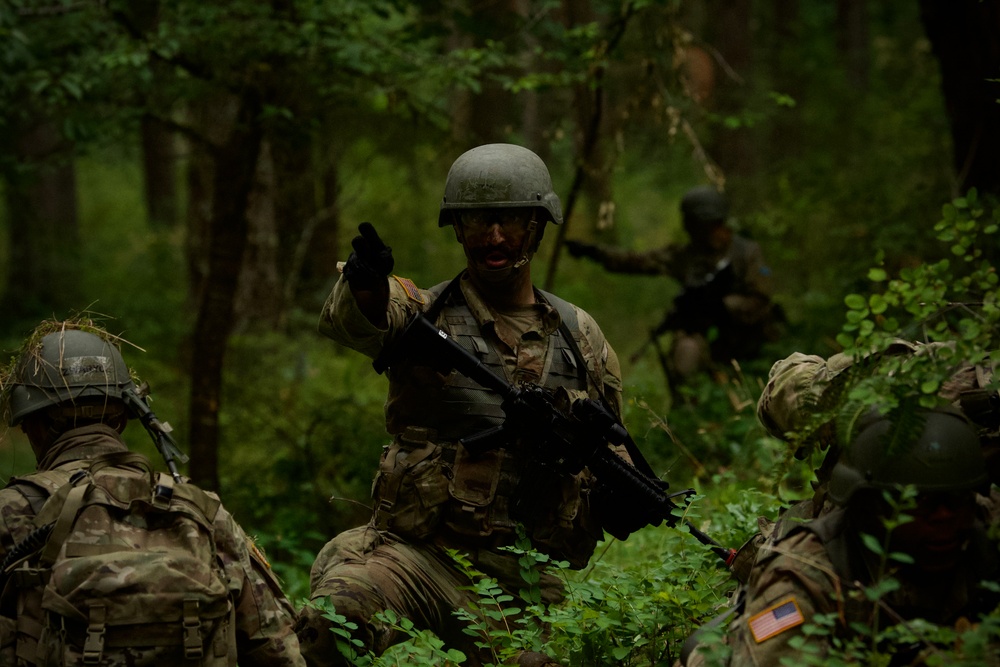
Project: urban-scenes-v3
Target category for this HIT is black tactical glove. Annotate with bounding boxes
[342,222,394,290]
[564,239,599,260]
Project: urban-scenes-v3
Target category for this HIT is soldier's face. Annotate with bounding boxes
[888,490,977,575]
[456,208,535,273]
[686,221,731,252]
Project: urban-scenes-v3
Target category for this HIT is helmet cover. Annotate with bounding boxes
[6,328,136,426]
[828,408,988,505]
[439,143,563,226]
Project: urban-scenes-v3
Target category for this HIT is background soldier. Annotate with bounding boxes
[0,322,305,667]
[296,143,634,666]
[566,185,779,384]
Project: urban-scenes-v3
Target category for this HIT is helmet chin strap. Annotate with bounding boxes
[512,218,538,269]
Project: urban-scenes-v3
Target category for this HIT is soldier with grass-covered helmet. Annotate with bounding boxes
[683,406,999,667]
[299,144,630,666]
[0,320,305,667]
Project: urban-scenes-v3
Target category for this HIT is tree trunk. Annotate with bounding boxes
[294,151,341,309]
[141,116,178,228]
[705,0,754,181]
[835,0,869,92]
[919,0,1000,198]
[2,120,79,317]
[130,0,178,229]
[233,139,282,332]
[562,0,615,240]
[186,92,264,490]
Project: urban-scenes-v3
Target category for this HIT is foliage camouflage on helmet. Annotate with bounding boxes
[828,407,988,505]
[3,320,138,427]
[438,143,563,226]
[680,185,729,227]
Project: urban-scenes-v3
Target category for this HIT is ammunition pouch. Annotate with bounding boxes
[373,427,450,539]
[446,445,504,538]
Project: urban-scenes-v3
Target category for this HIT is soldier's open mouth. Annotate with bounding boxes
[484,251,510,268]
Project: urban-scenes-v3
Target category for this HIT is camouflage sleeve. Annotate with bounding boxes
[591,244,678,276]
[574,305,623,418]
[318,273,432,359]
[214,509,306,667]
[726,533,837,667]
[755,352,853,440]
[0,488,39,666]
[757,340,926,441]
[0,486,38,558]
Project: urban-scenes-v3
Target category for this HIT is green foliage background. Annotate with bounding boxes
[2,1,998,664]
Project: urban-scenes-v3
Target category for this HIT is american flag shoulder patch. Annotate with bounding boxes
[748,597,804,643]
[393,276,425,304]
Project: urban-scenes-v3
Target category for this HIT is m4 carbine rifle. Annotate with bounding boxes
[373,313,737,568]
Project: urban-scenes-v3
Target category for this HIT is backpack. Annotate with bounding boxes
[2,452,236,666]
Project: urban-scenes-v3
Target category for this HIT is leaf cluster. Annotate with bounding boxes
[788,191,999,467]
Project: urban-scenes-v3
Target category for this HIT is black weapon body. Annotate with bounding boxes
[121,387,189,483]
[374,313,737,566]
[630,258,735,365]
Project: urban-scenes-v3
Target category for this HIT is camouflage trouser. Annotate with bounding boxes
[295,525,564,667]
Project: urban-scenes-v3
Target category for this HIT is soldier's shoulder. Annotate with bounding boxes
[754,526,830,575]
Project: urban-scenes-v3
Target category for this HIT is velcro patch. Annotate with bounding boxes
[748,598,804,642]
[393,276,425,304]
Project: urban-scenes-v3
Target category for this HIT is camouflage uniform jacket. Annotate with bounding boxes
[724,508,1000,667]
[319,271,624,567]
[589,234,774,329]
[0,424,304,667]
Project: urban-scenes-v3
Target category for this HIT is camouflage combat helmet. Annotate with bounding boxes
[828,408,988,505]
[438,143,563,227]
[680,185,729,228]
[7,328,136,426]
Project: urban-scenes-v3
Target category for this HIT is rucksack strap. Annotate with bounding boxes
[39,483,90,568]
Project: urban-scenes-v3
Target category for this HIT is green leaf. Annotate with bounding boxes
[869,294,888,314]
[844,293,867,310]
[867,268,887,282]
[860,533,884,556]
[612,645,632,660]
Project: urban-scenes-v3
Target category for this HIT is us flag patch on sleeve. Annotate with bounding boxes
[393,276,425,304]
[748,598,804,642]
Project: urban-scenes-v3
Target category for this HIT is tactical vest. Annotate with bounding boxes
[372,279,604,568]
[0,453,236,666]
